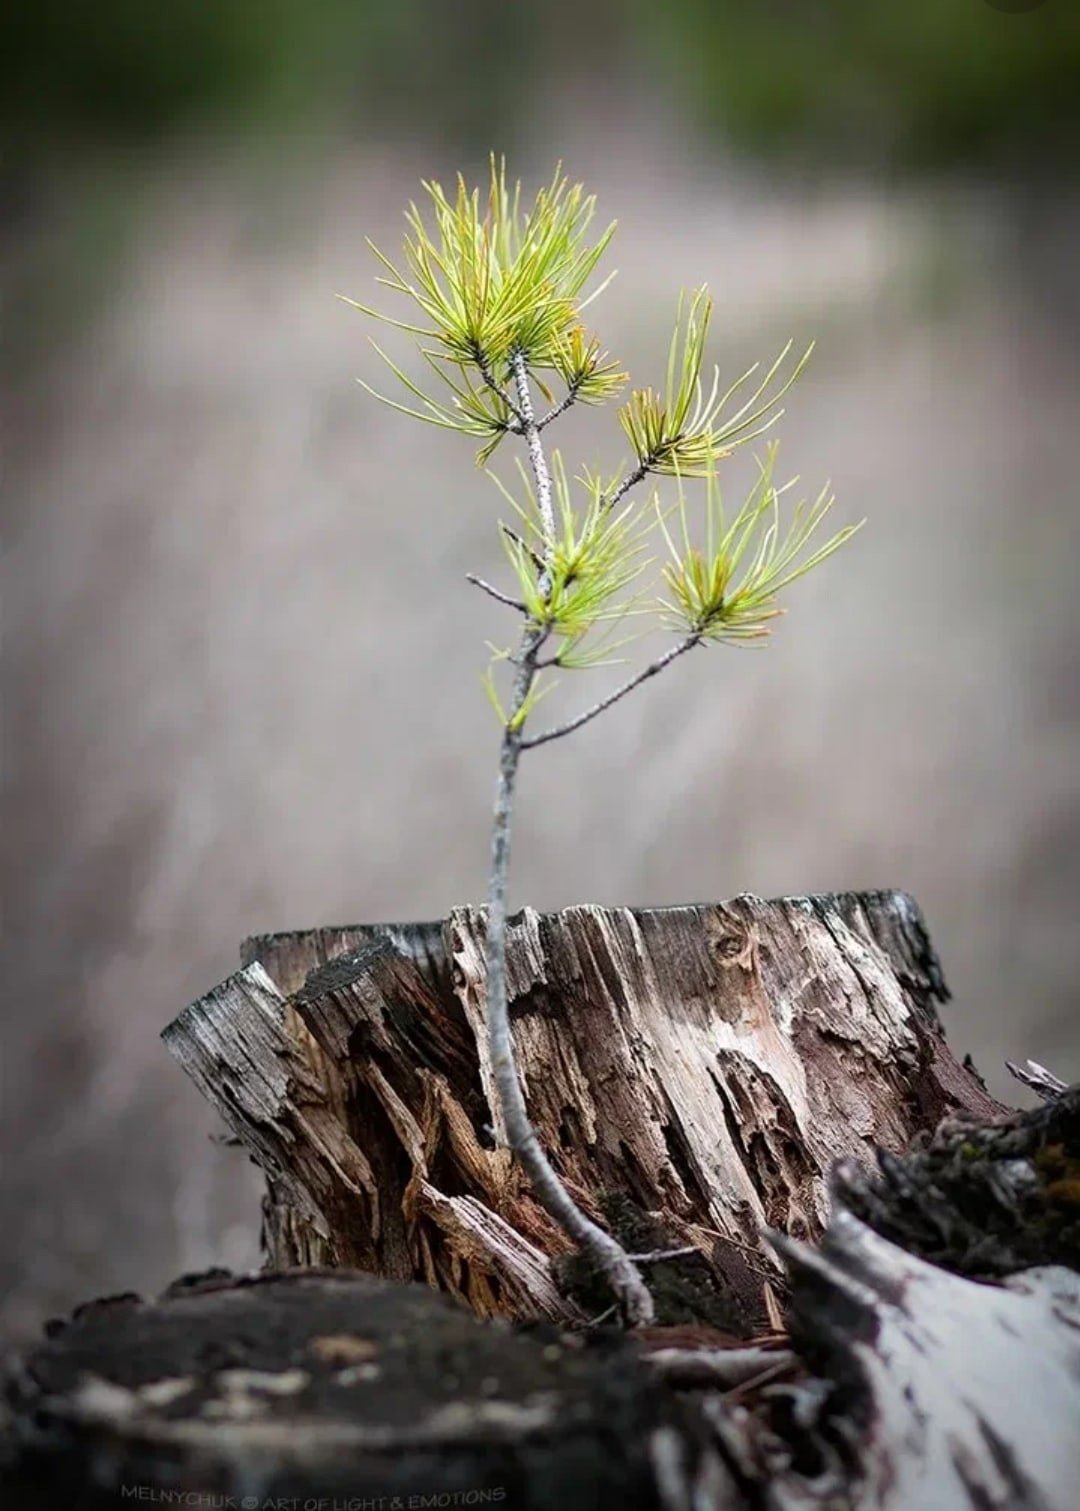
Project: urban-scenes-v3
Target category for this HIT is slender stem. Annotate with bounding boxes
[476,350,524,429]
[521,634,701,750]
[536,381,581,432]
[485,649,655,1326]
[509,350,556,559]
[482,353,655,1327]
[605,458,650,512]
[466,574,526,613]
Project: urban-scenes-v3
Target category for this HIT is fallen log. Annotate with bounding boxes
[163,891,1001,1332]
[723,1084,1080,1509]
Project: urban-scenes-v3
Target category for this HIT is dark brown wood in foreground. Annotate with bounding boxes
[0,1269,726,1510]
[164,891,1001,1331]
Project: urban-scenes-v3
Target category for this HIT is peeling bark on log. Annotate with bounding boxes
[759,1217,1080,1509]
[164,892,1000,1334]
[713,1084,1080,1509]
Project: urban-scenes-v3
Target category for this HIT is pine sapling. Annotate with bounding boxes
[344,159,861,1326]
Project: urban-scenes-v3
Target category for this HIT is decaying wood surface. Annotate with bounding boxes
[0,1268,730,1510]
[5,1090,1076,1509]
[8,898,1077,1509]
[737,1082,1080,1510]
[164,891,1001,1332]
[762,1215,1080,1509]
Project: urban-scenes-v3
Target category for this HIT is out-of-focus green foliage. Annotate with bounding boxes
[0,0,522,147]
[632,0,1080,169]
[4,0,1076,168]
[3,1,295,140]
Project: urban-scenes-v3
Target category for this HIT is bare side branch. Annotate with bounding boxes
[521,634,702,750]
[605,458,650,512]
[466,575,526,613]
[535,381,581,432]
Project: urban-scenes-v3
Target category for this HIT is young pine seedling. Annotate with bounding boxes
[344,160,861,1326]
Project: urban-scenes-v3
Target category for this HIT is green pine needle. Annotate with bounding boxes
[492,452,653,643]
[657,444,863,643]
[348,157,621,455]
[618,288,812,477]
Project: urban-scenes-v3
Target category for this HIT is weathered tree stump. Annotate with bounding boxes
[163,892,1000,1332]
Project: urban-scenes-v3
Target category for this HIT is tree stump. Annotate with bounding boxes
[162,892,1000,1332]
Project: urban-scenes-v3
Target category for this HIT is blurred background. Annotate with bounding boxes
[3,1,1078,1346]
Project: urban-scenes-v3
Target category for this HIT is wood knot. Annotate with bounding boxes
[712,934,745,961]
[706,913,755,971]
